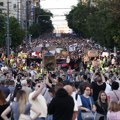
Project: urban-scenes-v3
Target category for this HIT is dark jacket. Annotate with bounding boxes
[48,88,74,120]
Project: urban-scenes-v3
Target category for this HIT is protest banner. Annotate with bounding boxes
[69,43,77,52]
[102,52,109,57]
[43,55,56,71]
[83,55,89,62]
[26,58,42,66]
[88,50,98,57]
[56,48,63,53]
[18,53,27,58]
[48,46,56,51]
[83,48,88,54]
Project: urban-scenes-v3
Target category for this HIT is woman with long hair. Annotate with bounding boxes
[0,90,10,120]
[95,91,108,120]
[107,101,120,120]
[1,90,41,120]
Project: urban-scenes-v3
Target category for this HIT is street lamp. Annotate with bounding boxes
[6,0,10,57]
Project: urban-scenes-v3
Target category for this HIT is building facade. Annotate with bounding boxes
[0,0,38,28]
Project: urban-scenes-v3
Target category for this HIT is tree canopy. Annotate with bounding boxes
[0,16,25,48]
[28,7,54,38]
[9,17,25,48]
[66,0,120,48]
[0,6,54,48]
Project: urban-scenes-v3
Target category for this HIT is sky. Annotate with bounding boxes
[40,0,78,32]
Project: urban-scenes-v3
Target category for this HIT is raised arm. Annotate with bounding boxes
[32,83,45,100]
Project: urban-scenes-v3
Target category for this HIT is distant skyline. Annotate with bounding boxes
[40,0,78,33]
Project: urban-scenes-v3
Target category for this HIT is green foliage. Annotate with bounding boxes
[66,0,120,48]
[29,23,40,38]
[0,15,25,48]
[9,17,25,48]
[28,7,54,38]
[0,15,5,47]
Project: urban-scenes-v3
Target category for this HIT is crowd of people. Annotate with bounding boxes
[0,33,120,120]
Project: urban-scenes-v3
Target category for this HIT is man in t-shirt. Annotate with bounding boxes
[107,81,120,103]
[29,83,47,120]
[91,72,106,101]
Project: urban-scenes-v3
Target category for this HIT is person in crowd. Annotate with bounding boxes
[78,84,96,120]
[0,81,10,98]
[48,87,74,120]
[107,101,120,120]
[78,74,90,95]
[1,90,40,120]
[8,80,15,94]
[0,90,10,120]
[29,82,47,120]
[107,81,120,103]
[91,72,106,101]
[64,85,77,120]
[21,79,32,96]
[95,91,108,120]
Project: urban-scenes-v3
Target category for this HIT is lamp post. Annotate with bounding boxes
[6,0,10,57]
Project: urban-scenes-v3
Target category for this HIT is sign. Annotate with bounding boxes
[83,55,89,62]
[48,46,56,51]
[56,33,61,37]
[102,52,109,57]
[33,46,41,52]
[88,50,98,57]
[43,55,56,71]
[18,53,27,58]
[56,48,63,53]
[69,43,77,52]
[26,58,42,66]
[83,48,88,54]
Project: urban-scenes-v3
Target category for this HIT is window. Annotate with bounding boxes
[13,4,16,9]
[0,2,4,6]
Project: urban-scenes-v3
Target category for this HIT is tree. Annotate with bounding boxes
[66,0,120,48]
[9,17,25,48]
[0,15,5,47]
[28,7,54,38]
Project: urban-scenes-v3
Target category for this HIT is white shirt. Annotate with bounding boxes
[29,91,47,118]
[105,82,112,94]
[72,91,82,120]
[72,91,82,107]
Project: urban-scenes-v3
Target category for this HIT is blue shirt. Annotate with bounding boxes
[10,102,31,120]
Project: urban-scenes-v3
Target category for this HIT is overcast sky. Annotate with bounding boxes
[40,0,78,28]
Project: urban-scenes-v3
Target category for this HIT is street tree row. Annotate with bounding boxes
[66,0,120,49]
[0,7,53,48]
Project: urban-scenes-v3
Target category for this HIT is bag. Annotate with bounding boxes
[19,114,31,120]
[95,113,105,120]
[81,111,94,120]
[113,91,120,104]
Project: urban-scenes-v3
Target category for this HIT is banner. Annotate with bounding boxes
[88,50,98,57]
[43,55,56,71]
[69,43,77,52]
[26,58,42,66]
[83,55,89,62]
[102,52,109,57]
